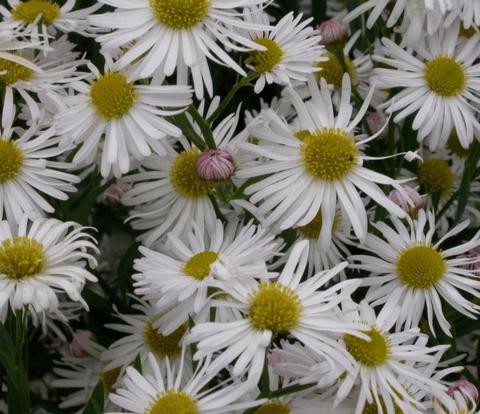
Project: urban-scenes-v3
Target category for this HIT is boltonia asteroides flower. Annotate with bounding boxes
[0,215,98,320]
[133,219,280,334]
[54,63,192,177]
[238,75,408,243]
[352,209,480,336]
[188,241,362,385]
[373,26,480,149]
[0,104,80,227]
[89,0,270,99]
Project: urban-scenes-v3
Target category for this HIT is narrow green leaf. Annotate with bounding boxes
[82,381,105,414]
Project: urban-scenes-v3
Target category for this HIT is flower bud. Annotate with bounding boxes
[102,180,131,203]
[434,380,479,414]
[366,111,387,136]
[388,186,425,215]
[69,330,95,357]
[459,249,480,272]
[196,147,237,181]
[317,19,348,46]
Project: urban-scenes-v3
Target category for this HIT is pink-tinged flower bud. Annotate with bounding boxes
[434,380,479,413]
[459,249,480,272]
[69,330,94,357]
[102,180,131,203]
[196,147,237,181]
[318,19,348,46]
[389,186,425,215]
[366,111,387,135]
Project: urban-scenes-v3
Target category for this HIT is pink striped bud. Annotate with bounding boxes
[318,19,348,46]
[196,147,237,181]
[389,186,425,215]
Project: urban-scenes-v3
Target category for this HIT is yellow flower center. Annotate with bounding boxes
[149,0,210,29]
[248,282,302,334]
[99,367,121,394]
[460,25,477,38]
[396,245,446,290]
[0,55,34,85]
[183,251,218,280]
[424,55,467,97]
[146,390,198,414]
[143,319,186,358]
[344,327,391,367]
[0,140,24,183]
[0,236,45,280]
[247,38,284,74]
[170,149,211,198]
[89,72,138,120]
[417,159,454,197]
[363,399,404,414]
[12,0,60,25]
[296,211,341,239]
[315,51,357,87]
[447,130,471,158]
[255,401,291,414]
[301,128,359,181]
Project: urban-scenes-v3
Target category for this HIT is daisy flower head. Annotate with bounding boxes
[0,41,85,120]
[242,8,325,93]
[107,352,261,414]
[133,219,281,334]
[0,104,80,228]
[237,74,407,243]
[188,240,362,385]
[0,0,101,47]
[54,62,193,178]
[373,26,480,150]
[352,209,480,336]
[89,0,270,99]
[329,301,455,414]
[0,215,98,320]
[101,297,188,373]
[123,108,250,246]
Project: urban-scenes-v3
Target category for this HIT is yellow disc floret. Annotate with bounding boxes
[424,55,467,97]
[363,399,404,414]
[0,140,24,183]
[89,72,138,120]
[248,282,302,334]
[12,0,60,25]
[149,0,210,29]
[143,319,186,358]
[315,51,357,87]
[447,130,471,158]
[301,128,359,181]
[183,251,218,280]
[100,367,121,394]
[0,56,34,85]
[417,159,454,196]
[146,390,198,414]
[0,236,45,280]
[247,38,283,74]
[396,245,446,290]
[255,401,291,414]
[344,327,391,367]
[170,149,211,198]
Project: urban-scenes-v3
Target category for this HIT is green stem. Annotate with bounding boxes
[207,73,258,124]
[188,106,216,149]
[172,113,206,150]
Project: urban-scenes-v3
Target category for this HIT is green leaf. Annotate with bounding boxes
[0,322,30,414]
[82,381,105,414]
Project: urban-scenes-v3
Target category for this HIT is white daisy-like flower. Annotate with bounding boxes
[237,74,407,243]
[326,301,455,414]
[188,241,362,385]
[373,26,480,149]
[54,62,192,178]
[0,0,101,47]
[352,209,480,336]
[89,0,269,99]
[52,338,119,412]
[0,44,85,120]
[0,104,80,228]
[107,352,262,414]
[0,215,98,318]
[101,297,188,372]
[133,219,280,334]
[242,8,324,93]
[123,108,250,246]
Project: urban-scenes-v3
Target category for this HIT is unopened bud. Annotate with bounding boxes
[196,147,237,181]
[318,19,348,46]
[69,330,95,357]
[434,380,479,414]
[389,186,425,215]
[366,111,387,136]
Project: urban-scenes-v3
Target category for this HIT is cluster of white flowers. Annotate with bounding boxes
[3,0,480,413]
